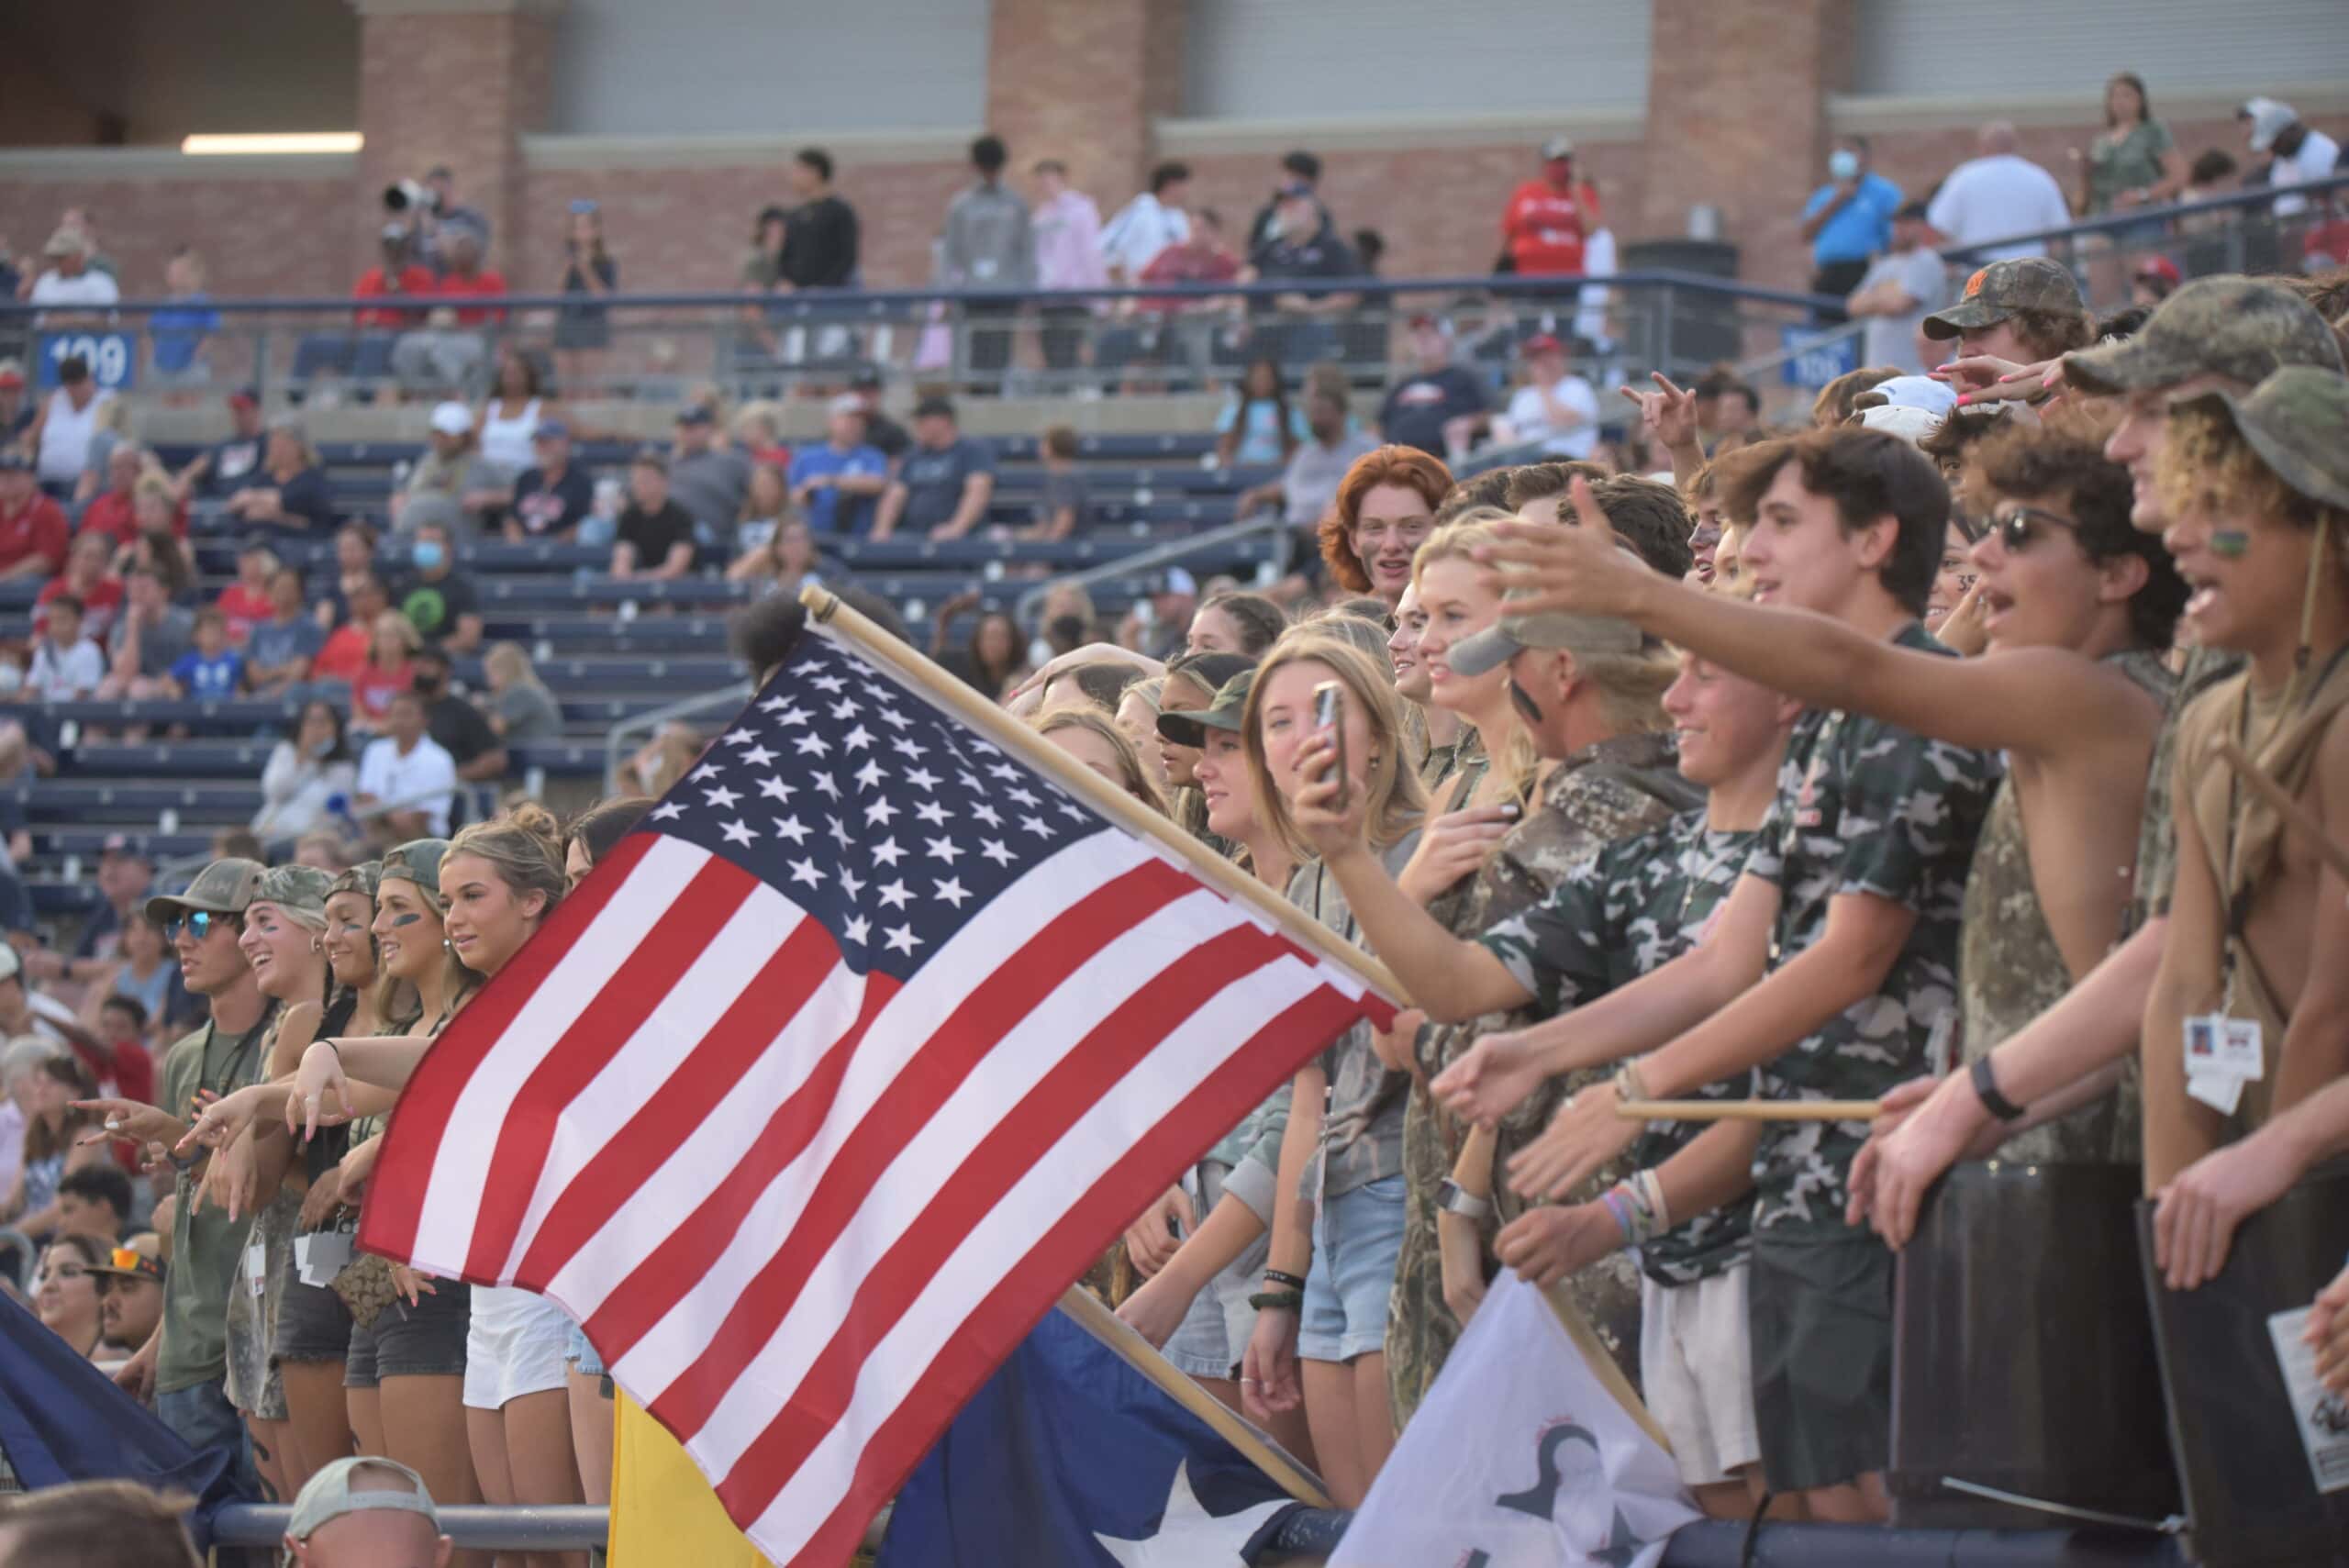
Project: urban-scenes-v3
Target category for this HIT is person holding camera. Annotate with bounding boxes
[390,218,506,399]
[555,198,617,391]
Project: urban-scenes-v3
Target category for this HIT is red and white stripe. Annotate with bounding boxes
[364,822,1385,1567]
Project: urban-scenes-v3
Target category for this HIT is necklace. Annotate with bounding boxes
[1675,829,1747,929]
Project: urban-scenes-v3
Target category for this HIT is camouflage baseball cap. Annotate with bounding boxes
[252,863,335,926]
[329,861,383,902]
[379,839,450,893]
[1922,257,2084,339]
[2064,275,2346,395]
[2170,367,2349,512]
[145,858,265,924]
[1446,564,1647,679]
[1156,670,1256,750]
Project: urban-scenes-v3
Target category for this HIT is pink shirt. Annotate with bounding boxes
[1031,190,1107,293]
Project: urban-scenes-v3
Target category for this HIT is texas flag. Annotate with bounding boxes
[875,1289,1328,1566]
[1331,1271,1700,1568]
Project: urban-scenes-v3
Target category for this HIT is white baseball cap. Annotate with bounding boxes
[428,401,473,438]
[288,1456,441,1542]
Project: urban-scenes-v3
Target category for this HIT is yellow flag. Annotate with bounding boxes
[608,1389,774,1568]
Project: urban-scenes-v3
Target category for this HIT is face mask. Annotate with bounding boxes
[311,737,337,760]
[1828,150,1861,181]
[413,540,446,571]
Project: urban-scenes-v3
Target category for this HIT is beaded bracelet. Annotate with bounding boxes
[1262,1268,1306,1292]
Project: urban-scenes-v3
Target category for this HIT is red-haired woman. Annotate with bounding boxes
[1316,445,1453,609]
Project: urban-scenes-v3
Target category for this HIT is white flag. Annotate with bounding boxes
[1331,1271,1700,1568]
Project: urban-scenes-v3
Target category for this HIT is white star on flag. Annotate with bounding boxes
[1095,1463,1293,1568]
[703,784,742,810]
[719,819,757,847]
[884,924,919,954]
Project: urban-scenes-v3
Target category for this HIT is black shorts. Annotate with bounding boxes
[273,1275,351,1365]
[1749,1227,1894,1493]
[342,1278,472,1389]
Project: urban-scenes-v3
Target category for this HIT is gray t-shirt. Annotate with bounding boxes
[1856,247,1947,374]
[1039,469,1089,533]
[494,680,564,743]
[1282,430,1378,527]
[899,438,997,535]
[1287,832,1421,1201]
[133,607,195,680]
[670,448,754,543]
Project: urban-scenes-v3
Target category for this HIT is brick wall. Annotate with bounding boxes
[0,172,354,301]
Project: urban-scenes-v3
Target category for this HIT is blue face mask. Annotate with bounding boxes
[413,540,446,571]
[1828,150,1861,181]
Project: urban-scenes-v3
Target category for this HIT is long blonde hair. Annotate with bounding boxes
[1243,631,1426,860]
[1036,708,1169,817]
[1410,511,1541,805]
[447,801,570,926]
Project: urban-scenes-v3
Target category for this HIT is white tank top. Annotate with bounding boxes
[478,396,542,473]
[36,389,106,484]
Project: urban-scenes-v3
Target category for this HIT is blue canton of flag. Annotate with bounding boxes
[646,630,1103,978]
[876,1303,1308,1567]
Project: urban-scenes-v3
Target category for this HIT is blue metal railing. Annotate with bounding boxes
[1938,171,2348,267]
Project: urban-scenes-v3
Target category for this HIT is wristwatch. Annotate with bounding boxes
[1436,1179,1493,1220]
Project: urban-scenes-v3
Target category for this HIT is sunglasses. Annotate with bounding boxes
[162,910,229,942]
[1990,505,2083,552]
[106,1247,162,1282]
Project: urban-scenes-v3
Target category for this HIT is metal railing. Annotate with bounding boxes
[603,681,751,795]
[0,272,1843,410]
[1009,508,1295,626]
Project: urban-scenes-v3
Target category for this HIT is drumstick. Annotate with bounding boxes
[2217,738,2349,884]
[1617,1099,1884,1122]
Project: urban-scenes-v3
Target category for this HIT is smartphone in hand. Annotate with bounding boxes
[1313,680,1351,812]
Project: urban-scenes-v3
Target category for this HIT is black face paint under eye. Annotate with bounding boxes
[390,913,422,928]
[1508,678,1544,727]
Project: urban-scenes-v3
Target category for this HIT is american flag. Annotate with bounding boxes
[362,623,1393,1567]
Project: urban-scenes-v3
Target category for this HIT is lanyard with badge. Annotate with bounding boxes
[190,1007,273,1294]
[2186,640,2349,1114]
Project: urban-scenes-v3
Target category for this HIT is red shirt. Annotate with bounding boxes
[217,584,274,644]
[73,1036,155,1108]
[311,623,370,683]
[0,493,69,577]
[1502,178,1603,275]
[435,270,509,327]
[352,658,413,724]
[34,574,124,649]
[1138,245,1241,314]
[353,264,440,329]
[79,489,189,547]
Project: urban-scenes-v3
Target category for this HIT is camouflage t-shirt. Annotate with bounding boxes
[2128,645,2243,932]
[1481,809,1760,1284]
[1742,622,2002,1237]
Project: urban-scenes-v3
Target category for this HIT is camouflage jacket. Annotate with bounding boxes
[1483,810,1761,1284]
[1744,622,2002,1236]
[1958,649,2173,1166]
[1387,730,1694,1419]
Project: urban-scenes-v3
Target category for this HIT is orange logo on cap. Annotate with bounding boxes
[1963,268,1987,298]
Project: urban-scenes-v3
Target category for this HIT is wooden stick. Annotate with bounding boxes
[1540,1281,1675,1455]
[1617,1098,1884,1122]
[1058,1285,1334,1508]
[801,586,1411,1007]
[2218,737,2349,884]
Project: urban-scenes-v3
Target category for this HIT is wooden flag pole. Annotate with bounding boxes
[1539,1282,1675,1455]
[801,586,1412,1008]
[2217,738,2349,883]
[1617,1098,1884,1123]
[1058,1285,1335,1508]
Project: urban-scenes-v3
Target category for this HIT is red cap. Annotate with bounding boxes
[1520,332,1566,357]
[2132,255,2182,287]
[228,388,260,411]
[0,367,22,389]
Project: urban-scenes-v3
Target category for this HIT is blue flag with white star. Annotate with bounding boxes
[875,1299,1311,1567]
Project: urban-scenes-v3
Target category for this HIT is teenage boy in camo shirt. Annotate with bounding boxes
[1433,436,2002,1520]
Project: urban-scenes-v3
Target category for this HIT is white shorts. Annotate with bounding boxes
[462,1284,573,1411]
[1640,1262,1762,1487]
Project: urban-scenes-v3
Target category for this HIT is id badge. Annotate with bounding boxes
[2217,1018,2266,1080]
[245,1239,267,1298]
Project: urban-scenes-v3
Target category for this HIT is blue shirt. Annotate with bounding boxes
[149,295,221,374]
[170,648,244,699]
[787,442,889,535]
[1803,172,1903,266]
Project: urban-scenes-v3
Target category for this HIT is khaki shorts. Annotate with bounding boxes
[1640,1262,1761,1487]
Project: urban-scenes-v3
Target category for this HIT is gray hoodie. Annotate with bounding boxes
[941,179,1035,290]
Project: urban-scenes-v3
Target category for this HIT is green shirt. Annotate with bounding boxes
[2086,119,2174,214]
[1742,623,2002,1238]
[155,1006,276,1395]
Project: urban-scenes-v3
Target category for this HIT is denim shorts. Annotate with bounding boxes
[342,1278,473,1389]
[565,1317,606,1379]
[273,1275,352,1365]
[156,1376,259,1499]
[1298,1173,1407,1364]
